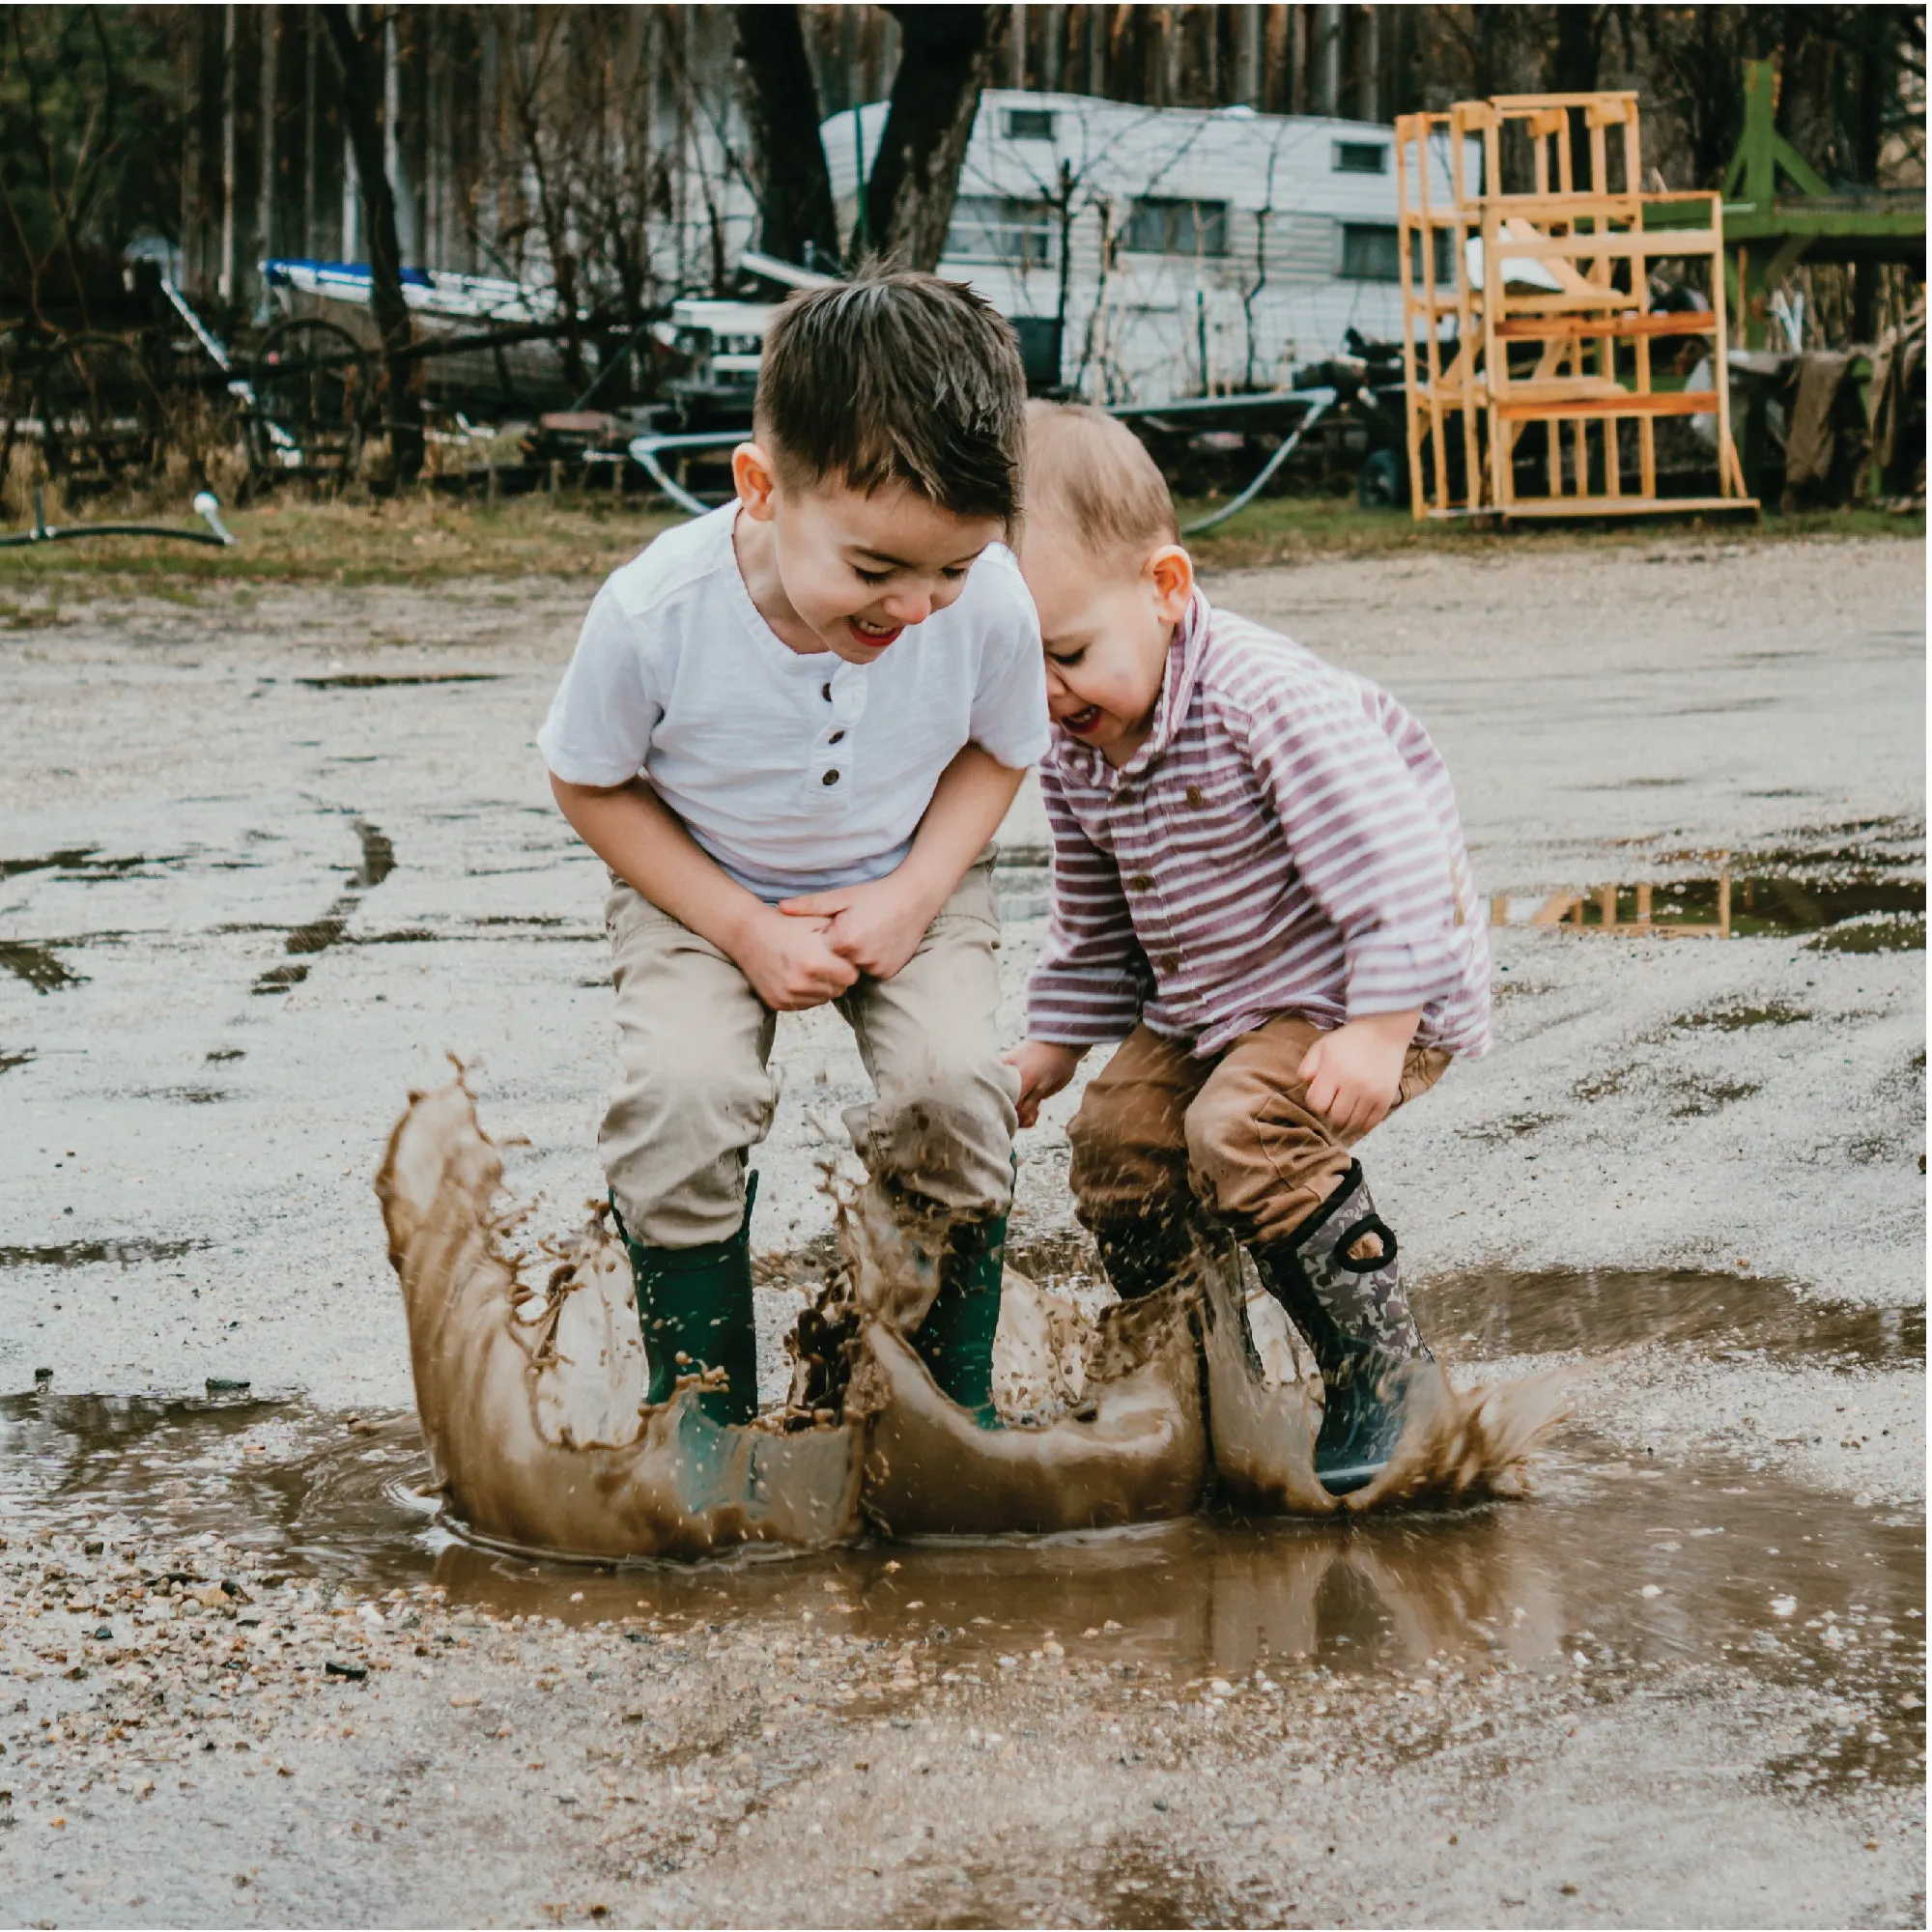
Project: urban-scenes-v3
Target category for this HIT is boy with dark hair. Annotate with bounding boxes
[540,272,1048,1429]
[1007,404,1492,1494]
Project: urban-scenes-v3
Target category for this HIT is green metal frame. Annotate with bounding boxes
[1720,60,1926,349]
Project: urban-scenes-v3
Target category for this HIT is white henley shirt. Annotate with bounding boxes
[537,504,1051,898]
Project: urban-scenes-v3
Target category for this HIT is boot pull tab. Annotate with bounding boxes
[1336,1216,1397,1272]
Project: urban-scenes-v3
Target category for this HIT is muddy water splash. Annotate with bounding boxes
[377,1077,865,1559]
[380,1079,1562,1557]
[1194,1236,1569,1516]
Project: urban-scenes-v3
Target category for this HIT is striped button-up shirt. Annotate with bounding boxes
[1025,592,1492,1060]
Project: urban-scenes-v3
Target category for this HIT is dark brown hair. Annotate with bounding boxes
[755,269,1026,526]
[1023,402,1179,561]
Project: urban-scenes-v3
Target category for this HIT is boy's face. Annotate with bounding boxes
[735,442,1005,666]
[1018,524,1194,763]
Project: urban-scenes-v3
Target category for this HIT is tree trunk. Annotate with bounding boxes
[320,3,422,486]
[864,6,1005,272]
[1550,4,1600,189]
[732,6,839,270]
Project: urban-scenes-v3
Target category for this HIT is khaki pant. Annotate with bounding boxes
[602,860,1019,1248]
[1067,1015,1451,1249]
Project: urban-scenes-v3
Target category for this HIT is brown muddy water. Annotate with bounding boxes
[5,1267,1922,1792]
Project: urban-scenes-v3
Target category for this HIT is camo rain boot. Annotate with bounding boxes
[1249,1160,1429,1496]
[611,1176,760,1428]
[912,1214,1007,1430]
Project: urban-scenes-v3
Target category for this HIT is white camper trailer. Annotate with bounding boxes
[824,90,1472,405]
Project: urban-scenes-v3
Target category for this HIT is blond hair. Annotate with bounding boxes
[1023,400,1179,563]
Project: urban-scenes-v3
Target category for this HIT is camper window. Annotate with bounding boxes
[1003,107,1058,142]
[947,196,1055,267]
[1342,224,1455,285]
[1332,141,1390,174]
[1123,198,1231,259]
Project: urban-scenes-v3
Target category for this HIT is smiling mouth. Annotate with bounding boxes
[1061,704,1103,735]
[847,617,903,649]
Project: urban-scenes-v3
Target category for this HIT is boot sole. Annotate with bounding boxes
[1316,1457,1385,1497]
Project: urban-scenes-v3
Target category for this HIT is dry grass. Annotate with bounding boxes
[0,483,1918,596]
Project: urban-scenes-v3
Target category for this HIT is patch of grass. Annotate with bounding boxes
[0,484,1918,594]
[1178,492,1926,571]
[0,493,679,593]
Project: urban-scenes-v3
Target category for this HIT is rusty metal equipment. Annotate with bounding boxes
[1395,91,1757,522]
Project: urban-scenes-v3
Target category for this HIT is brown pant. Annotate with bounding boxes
[1066,1016,1450,1249]
[601,859,1018,1248]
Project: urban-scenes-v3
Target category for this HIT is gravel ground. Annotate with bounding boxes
[0,533,1923,1925]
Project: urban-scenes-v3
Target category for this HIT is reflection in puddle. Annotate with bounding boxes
[2,1389,1921,1787]
[1492,870,1924,947]
[1420,1266,1925,1367]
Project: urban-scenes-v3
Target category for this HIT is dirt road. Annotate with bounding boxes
[0,533,1922,1926]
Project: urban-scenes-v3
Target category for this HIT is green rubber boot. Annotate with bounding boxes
[611,1177,759,1427]
[913,1214,1007,1430]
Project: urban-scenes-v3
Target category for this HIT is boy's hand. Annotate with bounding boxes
[1006,1038,1086,1127]
[736,906,861,1011]
[1298,1009,1422,1136]
[778,875,941,982]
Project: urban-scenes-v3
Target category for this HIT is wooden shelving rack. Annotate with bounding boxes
[1396,91,1758,522]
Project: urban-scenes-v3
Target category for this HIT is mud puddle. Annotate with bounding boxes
[1418,1267,1925,1371]
[293,671,503,690]
[0,938,85,992]
[252,817,393,994]
[0,848,185,884]
[0,1237,208,1270]
[4,1393,1921,1785]
[1492,872,1924,947]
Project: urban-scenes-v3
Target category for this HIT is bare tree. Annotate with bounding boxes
[320,3,422,485]
[733,6,839,268]
[863,6,1005,270]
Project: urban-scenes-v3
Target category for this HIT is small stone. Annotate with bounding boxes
[1639,1585,1662,1599]
[1771,1597,1797,1617]
[325,1660,367,1681]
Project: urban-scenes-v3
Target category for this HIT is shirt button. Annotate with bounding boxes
[828,729,845,745]
[821,769,840,786]
[1116,786,1133,805]
[1156,955,1179,977]
[1128,873,1155,893]
[1185,785,1206,809]
[821,682,833,701]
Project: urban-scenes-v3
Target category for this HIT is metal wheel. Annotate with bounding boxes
[248,316,370,485]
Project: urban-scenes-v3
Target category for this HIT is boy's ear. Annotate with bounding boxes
[1145,542,1195,623]
[732,441,781,520]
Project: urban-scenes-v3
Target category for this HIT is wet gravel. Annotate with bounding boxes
[0,538,1924,1924]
